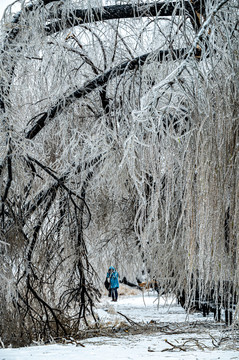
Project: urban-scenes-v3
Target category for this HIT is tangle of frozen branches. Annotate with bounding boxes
[0,0,238,346]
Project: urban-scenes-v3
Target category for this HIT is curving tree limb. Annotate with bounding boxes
[25,47,201,139]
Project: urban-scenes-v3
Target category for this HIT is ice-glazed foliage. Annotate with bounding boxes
[0,0,238,346]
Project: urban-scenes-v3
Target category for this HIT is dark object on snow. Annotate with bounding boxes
[120,277,142,290]
[136,277,160,293]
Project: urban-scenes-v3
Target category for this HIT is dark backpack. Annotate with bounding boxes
[104,277,110,290]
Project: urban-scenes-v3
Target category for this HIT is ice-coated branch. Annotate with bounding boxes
[25,46,201,139]
[0,0,238,346]
[45,1,205,35]
[0,0,204,119]
[26,155,92,227]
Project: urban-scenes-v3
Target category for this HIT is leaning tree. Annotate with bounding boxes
[0,0,238,346]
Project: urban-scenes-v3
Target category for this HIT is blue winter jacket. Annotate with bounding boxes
[107,266,119,289]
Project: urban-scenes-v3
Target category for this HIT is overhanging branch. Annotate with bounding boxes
[1,1,204,118]
[22,154,104,226]
[45,1,205,35]
[25,47,201,139]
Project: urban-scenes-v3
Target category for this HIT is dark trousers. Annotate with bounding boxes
[111,288,118,301]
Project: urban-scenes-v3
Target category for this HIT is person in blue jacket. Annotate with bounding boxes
[107,266,119,302]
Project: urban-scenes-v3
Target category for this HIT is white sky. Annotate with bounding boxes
[0,0,18,20]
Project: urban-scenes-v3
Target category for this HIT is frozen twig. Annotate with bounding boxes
[117,311,143,328]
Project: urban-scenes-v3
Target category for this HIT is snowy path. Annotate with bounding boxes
[0,292,238,359]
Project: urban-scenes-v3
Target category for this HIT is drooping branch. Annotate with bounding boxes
[25,47,201,139]
[22,183,69,337]
[22,153,103,222]
[0,1,61,110]
[1,147,12,228]
[2,0,59,42]
[1,0,205,117]
[26,278,67,336]
[0,0,237,346]
[26,155,92,227]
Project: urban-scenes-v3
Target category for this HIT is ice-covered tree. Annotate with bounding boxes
[0,0,238,345]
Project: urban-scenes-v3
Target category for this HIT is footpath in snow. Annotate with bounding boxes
[0,290,239,360]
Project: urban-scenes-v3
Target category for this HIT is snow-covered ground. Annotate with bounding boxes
[1,289,239,360]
